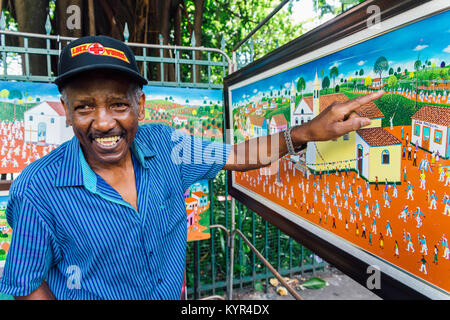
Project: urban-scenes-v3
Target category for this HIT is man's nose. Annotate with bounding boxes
[92,106,116,132]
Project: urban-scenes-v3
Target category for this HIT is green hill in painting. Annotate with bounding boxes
[342,89,449,128]
[0,102,36,122]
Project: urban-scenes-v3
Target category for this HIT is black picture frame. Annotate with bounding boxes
[224,0,449,300]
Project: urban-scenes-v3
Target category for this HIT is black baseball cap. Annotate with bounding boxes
[55,35,148,91]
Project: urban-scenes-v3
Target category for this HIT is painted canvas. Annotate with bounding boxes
[141,86,224,241]
[227,4,449,297]
[0,194,11,268]
[0,81,223,242]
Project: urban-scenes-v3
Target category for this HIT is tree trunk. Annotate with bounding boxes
[87,0,96,35]
[193,0,204,83]
[13,0,49,76]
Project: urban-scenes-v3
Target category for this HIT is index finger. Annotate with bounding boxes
[342,90,385,114]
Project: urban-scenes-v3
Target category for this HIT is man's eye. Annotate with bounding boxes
[112,103,129,109]
[75,105,92,111]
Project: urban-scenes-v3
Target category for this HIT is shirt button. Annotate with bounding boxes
[158,279,162,284]
[149,251,153,257]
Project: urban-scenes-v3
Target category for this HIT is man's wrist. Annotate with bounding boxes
[290,125,310,149]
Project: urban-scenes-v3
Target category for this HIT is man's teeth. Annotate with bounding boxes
[95,136,121,146]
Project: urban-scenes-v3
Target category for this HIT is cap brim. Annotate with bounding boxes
[55,64,148,90]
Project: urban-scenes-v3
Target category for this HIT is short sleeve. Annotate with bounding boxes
[169,128,232,192]
[0,194,56,297]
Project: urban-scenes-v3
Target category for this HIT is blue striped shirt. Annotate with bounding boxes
[0,124,231,300]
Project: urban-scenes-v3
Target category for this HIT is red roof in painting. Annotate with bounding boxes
[356,127,402,146]
[411,105,450,127]
[301,93,384,119]
[46,101,66,116]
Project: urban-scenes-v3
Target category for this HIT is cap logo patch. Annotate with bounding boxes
[88,43,105,55]
[70,42,130,63]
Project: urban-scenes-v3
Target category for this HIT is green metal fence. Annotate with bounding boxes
[0,16,327,299]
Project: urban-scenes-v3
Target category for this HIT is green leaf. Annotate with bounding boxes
[301,277,327,290]
[254,281,264,292]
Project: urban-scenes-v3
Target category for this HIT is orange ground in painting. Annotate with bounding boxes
[187,223,210,242]
[235,125,450,293]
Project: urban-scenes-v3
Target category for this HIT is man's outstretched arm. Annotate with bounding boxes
[14,281,55,300]
[223,91,384,172]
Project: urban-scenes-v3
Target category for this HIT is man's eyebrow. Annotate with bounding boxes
[71,98,95,105]
[106,96,130,102]
[71,95,131,105]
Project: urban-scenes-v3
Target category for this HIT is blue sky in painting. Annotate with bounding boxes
[231,10,450,107]
[0,81,222,107]
[0,81,60,102]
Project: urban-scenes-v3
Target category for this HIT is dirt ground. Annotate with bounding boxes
[231,266,381,300]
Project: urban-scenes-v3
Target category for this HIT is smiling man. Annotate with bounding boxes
[0,36,383,300]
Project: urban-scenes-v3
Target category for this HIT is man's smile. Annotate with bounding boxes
[93,135,123,147]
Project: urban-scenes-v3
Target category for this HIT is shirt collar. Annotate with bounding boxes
[55,126,156,187]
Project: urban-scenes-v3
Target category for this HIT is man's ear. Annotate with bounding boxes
[138,92,146,121]
[60,97,72,127]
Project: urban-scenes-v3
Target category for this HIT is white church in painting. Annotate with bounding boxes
[24,101,74,145]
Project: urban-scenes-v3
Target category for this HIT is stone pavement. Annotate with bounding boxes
[231,267,382,300]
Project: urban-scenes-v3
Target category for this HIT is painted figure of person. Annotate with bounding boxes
[386,220,393,237]
[394,240,399,258]
[418,255,428,275]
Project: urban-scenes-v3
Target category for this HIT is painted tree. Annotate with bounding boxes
[364,76,372,88]
[373,56,389,85]
[414,57,422,108]
[329,65,339,88]
[296,77,306,98]
[322,76,330,94]
[387,75,398,102]
[0,89,9,111]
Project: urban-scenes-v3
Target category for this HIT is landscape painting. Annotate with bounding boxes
[228,7,450,296]
[0,194,11,269]
[0,81,223,242]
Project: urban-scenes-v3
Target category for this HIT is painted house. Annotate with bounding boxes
[191,191,208,208]
[185,197,198,212]
[173,116,188,126]
[355,127,402,183]
[187,209,196,229]
[24,101,73,145]
[246,115,268,138]
[269,99,277,110]
[269,113,288,134]
[411,105,450,159]
[372,78,382,87]
[291,97,313,126]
